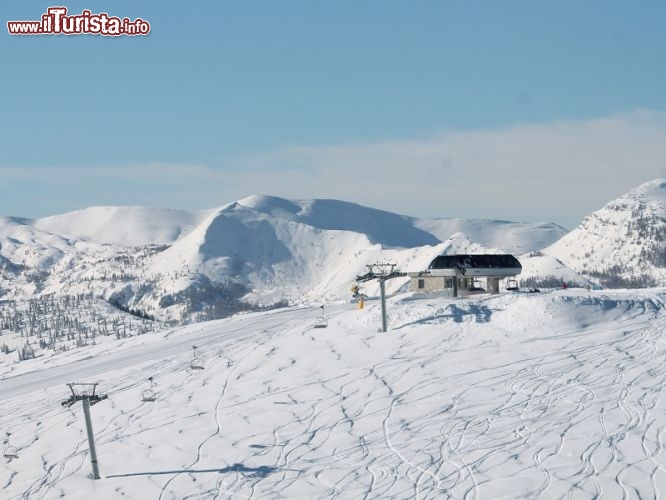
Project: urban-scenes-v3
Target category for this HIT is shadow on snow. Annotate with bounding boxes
[107,463,278,479]
[395,303,493,328]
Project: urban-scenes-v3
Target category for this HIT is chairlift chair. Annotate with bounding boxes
[506,278,519,291]
[3,433,18,460]
[141,389,157,402]
[314,306,328,329]
[313,318,328,329]
[190,346,205,370]
[3,445,18,460]
[141,377,157,402]
[190,358,205,370]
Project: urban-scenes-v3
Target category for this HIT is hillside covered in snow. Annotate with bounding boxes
[541,179,666,288]
[1,288,665,498]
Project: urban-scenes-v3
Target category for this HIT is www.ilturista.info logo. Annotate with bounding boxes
[7,7,150,36]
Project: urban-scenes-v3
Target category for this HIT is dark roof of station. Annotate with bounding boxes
[428,254,522,270]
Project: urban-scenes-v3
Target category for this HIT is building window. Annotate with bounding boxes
[417,279,425,289]
[445,278,453,288]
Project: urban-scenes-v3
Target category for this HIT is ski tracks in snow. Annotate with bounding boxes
[3,295,666,498]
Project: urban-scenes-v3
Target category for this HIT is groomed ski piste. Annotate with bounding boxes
[1,288,666,499]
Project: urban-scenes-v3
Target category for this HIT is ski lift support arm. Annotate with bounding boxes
[355,263,407,332]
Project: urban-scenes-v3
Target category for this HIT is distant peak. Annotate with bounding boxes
[624,178,666,200]
[235,195,302,217]
[447,232,473,243]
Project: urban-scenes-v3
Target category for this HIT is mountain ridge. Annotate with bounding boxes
[0,194,567,322]
[543,178,666,287]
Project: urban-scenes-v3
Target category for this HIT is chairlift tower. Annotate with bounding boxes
[61,382,108,480]
[356,263,406,332]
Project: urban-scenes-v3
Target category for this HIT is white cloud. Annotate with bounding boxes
[227,109,666,227]
[2,110,665,227]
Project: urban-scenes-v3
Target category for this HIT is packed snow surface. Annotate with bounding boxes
[2,288,666,499]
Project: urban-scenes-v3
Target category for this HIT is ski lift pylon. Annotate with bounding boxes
[190,345,205,370]
[141,376,157,402]
[3,432,18,460]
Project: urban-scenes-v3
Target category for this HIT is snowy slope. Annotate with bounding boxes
[545,179,666,287]
[415,218,567,256]
[517,252,592,288]
[237,195,441,248]
[0,216,74,271]
[34,206,210,247]
[1,289,665,499]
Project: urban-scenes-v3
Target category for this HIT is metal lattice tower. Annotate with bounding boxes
[61,382,108,480]
[356,263,406,332]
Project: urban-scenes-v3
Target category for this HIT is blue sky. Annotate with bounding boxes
[2,1,666,227]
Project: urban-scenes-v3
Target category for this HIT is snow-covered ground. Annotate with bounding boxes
[2,288,666,499]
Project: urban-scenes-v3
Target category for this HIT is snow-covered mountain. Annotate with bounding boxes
[0,196,565,324]
[544,179,666,287]
[3,188,666,498]
[34,206,209,246]
[517,252,593,288]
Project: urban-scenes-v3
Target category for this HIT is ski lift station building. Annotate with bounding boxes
[409,254,522,297]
